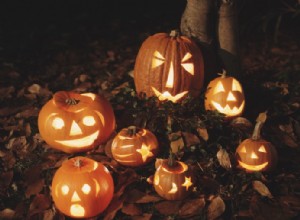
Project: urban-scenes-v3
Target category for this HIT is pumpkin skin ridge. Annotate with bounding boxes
[134,32,204,102]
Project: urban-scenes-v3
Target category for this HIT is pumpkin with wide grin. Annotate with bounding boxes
[38,91,115,153]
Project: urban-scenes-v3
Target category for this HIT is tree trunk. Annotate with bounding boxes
[180,0,240,82]
[217,0,241,77]
[180,0,221,83]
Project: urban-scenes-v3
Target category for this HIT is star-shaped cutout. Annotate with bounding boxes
[181,176,193,191]
[136,144,153,162]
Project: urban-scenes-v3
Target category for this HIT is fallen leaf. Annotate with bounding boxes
[216,147,232,170]
[207,196,226,220]
[230,117,253,132]
[155,200,182,215]
[29,194,51,212]
[182,132,200,147]
[25,178,45,198]
[178,197,206,217]
[27,84,41,94]
[0,208,15,219]
[197,127,209,141]
[169,132,184,153]
[252,180,273,198]
[131,213,152,220]
[121,203,142,216]
[250,195,294,220]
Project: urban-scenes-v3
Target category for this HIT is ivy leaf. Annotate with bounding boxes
[207,196,226,220]
[252,180,273,198]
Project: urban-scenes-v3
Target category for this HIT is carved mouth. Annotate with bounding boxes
[152,87,188,103]
[238,160,268,171]
[55,131,99,148]
[211,100,245,116]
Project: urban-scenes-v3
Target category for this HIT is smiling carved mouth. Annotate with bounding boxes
[152,87,188,103]
[55,131,99,148]
[238,160,268,171]
[211,100,245,116]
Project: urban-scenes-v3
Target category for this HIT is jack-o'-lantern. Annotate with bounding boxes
[38,91,115,153]
[111,126,159,167]
[236,112,278,172]
[153,154,195,200]
[134,30,204,103]
[205,71,245,118]
[51,156,114,218]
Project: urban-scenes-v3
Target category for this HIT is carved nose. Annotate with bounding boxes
[165,62,174,88]
[70,121,83,136]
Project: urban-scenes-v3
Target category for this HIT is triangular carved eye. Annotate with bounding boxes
[181,52,194,75]
[232,79,242,92]
[258,145,266,153]
[213,81,225,94]
[152,51,165,68]
[240,146,247,153]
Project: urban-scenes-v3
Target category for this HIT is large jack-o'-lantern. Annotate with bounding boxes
[205,71,245,118]
[111,126,159,167]
[153,154,195,200]
[134,30,204,103]
[51,156,114,218]
[38,91,115,153]
[235,112,278,172]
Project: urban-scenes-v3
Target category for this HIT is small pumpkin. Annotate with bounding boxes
[38,91,115,153]
[111,126,159,167]
[134,30,204,103]
[205,70,245,118]
[235,112,278,172]
[153,153,195,200]
[51,156,114,218]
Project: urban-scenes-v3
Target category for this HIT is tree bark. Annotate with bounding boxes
[217,0,241,77]
[180,0,220,83]
[180,0,241,82]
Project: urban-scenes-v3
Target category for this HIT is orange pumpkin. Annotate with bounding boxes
[153,154,195,200]
[205,71,245,118]
[111,126,159,167]
[134,30,204,103]
[236,112,278,172]
[38,91,115,153]
[51,156,114,218]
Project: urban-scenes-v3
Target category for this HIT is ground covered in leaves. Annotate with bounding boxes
[0,0,300,219]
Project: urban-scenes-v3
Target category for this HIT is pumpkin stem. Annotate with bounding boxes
[252,111,268,140]
[169,30,180,37]
[74,158,83,168]
[127,126,137,136]
[218,69,227,78]
[65,98,80,105]
[167,151,176,167]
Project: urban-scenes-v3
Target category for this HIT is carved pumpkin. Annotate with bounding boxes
[153,154,195,200]
[51,156,114,218]
[38,91,115,153]
[134,30,204,103]
[205,71,245,118]
[236,112,278,172]
[111,126,159,167]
